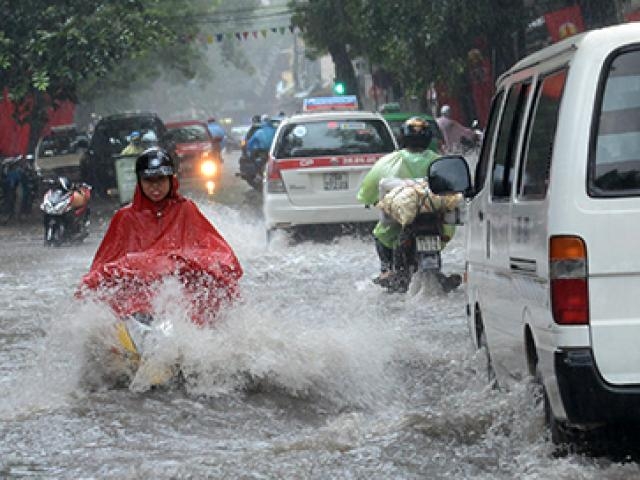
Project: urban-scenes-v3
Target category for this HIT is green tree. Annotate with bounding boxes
[0,0,232,149]
[289,0,363,103]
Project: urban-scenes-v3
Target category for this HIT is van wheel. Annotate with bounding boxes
[534,366,573,447]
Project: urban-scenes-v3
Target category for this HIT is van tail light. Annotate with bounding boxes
[549,236,589,325]
[266,156,286,193]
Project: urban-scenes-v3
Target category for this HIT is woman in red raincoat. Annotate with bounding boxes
[80,148,242,325]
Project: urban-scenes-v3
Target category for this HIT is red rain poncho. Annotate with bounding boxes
[80,177,242,324]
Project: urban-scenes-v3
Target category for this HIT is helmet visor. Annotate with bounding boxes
[139,165,174,178]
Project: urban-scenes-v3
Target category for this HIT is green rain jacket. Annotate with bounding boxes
[357,148,449,248]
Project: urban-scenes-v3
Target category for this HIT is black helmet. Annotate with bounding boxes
[135,148,175,179]
[400,116,433,150]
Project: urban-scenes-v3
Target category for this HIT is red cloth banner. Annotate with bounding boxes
[544,5,585,43]
[0,89,76,156]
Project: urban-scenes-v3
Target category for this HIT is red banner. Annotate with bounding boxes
[544,5,585,43]
[0,89,76,156]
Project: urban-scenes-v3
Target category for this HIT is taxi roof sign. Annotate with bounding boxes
[302,96,359,112]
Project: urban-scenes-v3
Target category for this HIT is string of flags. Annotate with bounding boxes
[181,25,300,45]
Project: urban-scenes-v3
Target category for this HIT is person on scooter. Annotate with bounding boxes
[80,147,242,324]
[207,116,227,152]
[358,117,459,292]
[436,104,476,154]
[120,130,145,156]
[246,114,277,159]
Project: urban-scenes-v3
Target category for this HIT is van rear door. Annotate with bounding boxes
[586,47,640,385]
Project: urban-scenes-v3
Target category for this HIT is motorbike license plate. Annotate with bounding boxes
[323,172,349,190]
[416,235,442,252]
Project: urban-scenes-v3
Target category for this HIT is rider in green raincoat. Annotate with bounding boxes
[357,117,454,285]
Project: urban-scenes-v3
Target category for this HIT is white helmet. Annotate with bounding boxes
[440,105,451,117]
[142,130,158,143]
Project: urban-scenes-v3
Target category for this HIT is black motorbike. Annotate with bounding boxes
[236,149,268,191]
[379,211,461,294]
[40,177,92,246]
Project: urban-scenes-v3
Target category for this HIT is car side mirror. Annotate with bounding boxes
[427,155,473,197]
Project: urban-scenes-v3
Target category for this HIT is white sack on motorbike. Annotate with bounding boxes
[377,178,463,226]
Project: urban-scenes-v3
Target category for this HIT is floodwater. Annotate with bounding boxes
[1,156,639,479]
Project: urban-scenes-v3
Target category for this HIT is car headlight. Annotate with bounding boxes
[201,160,217,177]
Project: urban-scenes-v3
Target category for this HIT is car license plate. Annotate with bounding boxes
[323,172,349,190]
[416,235,442,252]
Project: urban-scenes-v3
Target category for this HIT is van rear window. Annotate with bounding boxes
[591,49,640,196]
[273,119,396,158]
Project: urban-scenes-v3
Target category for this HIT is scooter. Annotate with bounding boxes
[382,211,462,293]
[236,149,267,191]
[40,177,92,246]
[113,312,178,387]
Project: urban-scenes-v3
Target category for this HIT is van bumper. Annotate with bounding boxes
[556,348,640,424]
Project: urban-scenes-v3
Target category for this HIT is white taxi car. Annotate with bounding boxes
[263,99,397,236]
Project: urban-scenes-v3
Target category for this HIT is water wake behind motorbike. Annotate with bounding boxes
[40,177,91,246]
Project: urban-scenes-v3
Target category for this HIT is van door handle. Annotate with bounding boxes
[478,210,484,221]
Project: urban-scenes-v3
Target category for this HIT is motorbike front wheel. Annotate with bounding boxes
[45,219,64,247]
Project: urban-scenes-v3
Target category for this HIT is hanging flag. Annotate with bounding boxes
[226,32,233,40]
[289,25,295,33]
[544,5,585,43]
[216,33,223,42]
[242,31,249,40]
[271,28,278,33]
[261,29,268,38]
[279,27,285,34]
[235,32,242,40]
[207,34,214,44]
[252,31,258,39]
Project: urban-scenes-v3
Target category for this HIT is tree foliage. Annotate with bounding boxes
[0,0,270,148]
[290,0,619,114]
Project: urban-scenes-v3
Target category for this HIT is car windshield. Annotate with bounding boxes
[274,119,395,158]
[168,124,209,142]
[38,132,83,157]
[92,120,161,154]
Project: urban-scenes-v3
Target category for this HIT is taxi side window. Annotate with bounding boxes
[491,81,531,200]
[474,90,504,192]
[518,69,568,199]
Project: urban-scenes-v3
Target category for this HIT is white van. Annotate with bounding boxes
[465,22,640,442]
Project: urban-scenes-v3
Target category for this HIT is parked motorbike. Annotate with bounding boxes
[0,154,39,224]
[40,177,92,246]
[236,149,268,191]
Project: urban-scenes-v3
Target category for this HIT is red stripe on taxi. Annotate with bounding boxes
[275,154,383,170]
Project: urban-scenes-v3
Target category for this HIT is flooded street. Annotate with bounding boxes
[0,156,638,479]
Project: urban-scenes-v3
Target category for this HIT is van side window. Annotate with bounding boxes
[491,82,531,200]
[518,69,568,199]
[590,49,640,196]
[474,90,504,192]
